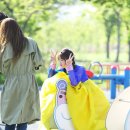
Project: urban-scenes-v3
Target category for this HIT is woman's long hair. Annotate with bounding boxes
[0,18,27,62]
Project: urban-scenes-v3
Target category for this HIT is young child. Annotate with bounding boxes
[48,48,93,85]
[40,48,110,130]
[0,18,43,130]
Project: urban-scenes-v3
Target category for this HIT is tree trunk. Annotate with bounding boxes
[128,40,130,62]
[115,11,121,62]
[106,32,111,59]
[125,23,130,62]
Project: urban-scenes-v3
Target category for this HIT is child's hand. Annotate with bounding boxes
[65,53,74,71]
[50,49,57,69]
[50,49,57,64]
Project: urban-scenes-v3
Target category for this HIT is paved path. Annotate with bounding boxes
[0,122,40,130]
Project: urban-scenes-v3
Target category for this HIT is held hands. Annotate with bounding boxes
[65,53,74,71]
[50,49,57,69]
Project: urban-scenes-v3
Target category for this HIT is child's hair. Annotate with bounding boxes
[0,18,27,62]
[0,12,8,21]
[59,48,75,68]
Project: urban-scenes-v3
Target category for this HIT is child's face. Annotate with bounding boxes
[58,57,66,68]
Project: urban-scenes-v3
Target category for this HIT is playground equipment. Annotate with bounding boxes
[106,86,130,130]
[90,62,130,99]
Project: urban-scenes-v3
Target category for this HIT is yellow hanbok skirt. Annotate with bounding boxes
[39,72,110,130]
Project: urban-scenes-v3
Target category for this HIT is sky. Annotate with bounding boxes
[57,3,96,21]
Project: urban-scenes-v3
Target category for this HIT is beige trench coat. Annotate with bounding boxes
[0,37,43,125]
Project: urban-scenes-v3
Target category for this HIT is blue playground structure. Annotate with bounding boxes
[90,62,130,99]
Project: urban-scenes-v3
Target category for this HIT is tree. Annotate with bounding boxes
[81,0,130,62]
[101,8,117,59]
[0,0,61,35]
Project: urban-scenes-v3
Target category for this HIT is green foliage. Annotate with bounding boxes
[35,73,47,86]
[0,74,5,85]
[1,0,130,80]
[0,0,59,36]
[38,17,105,50]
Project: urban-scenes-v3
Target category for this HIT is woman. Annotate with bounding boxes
[0,18,43,130]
